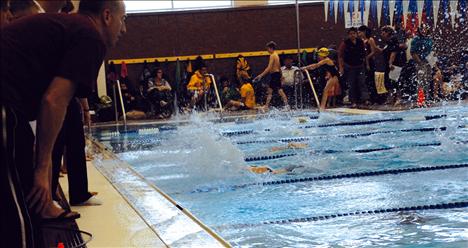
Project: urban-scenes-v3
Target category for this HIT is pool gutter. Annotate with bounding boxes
[88,137,231,248]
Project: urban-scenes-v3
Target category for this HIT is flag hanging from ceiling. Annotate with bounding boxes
[381,0,391,26]
[368,0,378,28]
[393,0,404,27]
[406,0,419,34]
[421,0,434,27]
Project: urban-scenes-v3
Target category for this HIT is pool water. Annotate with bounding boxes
[94,105,468,247]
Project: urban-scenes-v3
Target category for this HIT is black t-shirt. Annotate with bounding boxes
[1,13,106,120]
[382,36,407,68]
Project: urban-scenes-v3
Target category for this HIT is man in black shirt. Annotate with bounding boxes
[1,0,127,246]
[338,27,370,107]
[380,26,407,104]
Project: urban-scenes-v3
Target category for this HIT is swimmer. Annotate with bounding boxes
[270,142,308,152]
[248,166,290,174]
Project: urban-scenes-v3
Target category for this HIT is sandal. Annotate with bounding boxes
[41,210,81,223]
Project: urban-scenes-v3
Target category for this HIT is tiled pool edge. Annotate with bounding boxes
[88,137,231,248]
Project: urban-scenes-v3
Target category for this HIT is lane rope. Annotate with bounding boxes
[221,201,468,229]
[191,163,468,194]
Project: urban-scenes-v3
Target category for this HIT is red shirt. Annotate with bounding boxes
[1,13,106,120]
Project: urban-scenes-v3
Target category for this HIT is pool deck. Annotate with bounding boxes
[63,102,466,247]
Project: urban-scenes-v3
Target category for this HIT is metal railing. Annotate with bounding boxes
[207,74,224,112]
[303,69,321,111]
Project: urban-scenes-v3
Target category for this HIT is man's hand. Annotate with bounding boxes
[27,169,51,214]
[339,67,344,76]
[253,75,262,83]
[389,64,395,71]
[83,110,91,129]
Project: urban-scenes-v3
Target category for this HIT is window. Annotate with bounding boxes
[268,0,323,5]
[125,0,233,14]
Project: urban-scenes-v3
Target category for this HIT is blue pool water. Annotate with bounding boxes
[94,105,468,247]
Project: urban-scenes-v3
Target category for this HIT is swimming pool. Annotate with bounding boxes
[93,104,468,247]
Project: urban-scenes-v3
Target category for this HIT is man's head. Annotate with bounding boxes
[347,27,358,41]
[417,23,430,37]
[380,25,394,41]
[79,0,127,47]
[357,25,371,39]
[200,66,208,76]
[0,0,12,27]
[284,56,293,68]
[317,47,330,60]
[266,41,277,54]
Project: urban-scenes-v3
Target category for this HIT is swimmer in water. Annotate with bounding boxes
[248,165,304,174]
[270,142,308,152]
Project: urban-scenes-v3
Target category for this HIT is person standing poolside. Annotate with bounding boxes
[254,41,290,110]
[410,24,433,102]
[1,0,127,246]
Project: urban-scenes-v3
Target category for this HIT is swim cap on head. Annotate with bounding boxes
[317,47,330,58]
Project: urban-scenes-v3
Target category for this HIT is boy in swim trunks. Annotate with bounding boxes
[254,41,290,110]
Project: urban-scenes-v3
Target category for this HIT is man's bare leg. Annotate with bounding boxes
[278,89,289,107]
[264,87,273,108]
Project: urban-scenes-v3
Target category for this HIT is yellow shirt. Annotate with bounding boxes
[240,83,255,108]
[187,70,212,91]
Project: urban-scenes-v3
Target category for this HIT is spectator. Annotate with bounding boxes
[187,65,212,109]
[221,76,240,107]
[338,27,370,107]
[1,1,127,246]
[147,68,173,118]
[224,76,257,111]
[0,0,12,27]
[410,24,433,101]
[302,48,341,110]
[358,25,379,103]
[380,25,408,105]
[281,56,301,106]
[254,41,290,110]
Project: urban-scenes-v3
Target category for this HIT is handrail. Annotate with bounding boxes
[208,74,224,111]
[303,69,321,111]
[116,80,127,127]
[293,70,303,109]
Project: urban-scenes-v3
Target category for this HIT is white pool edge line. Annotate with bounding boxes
[89,137,232,248]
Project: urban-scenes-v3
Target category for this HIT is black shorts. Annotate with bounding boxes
[269,72,282,91]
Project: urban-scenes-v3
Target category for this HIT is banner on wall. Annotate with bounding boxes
[325,0,467,30]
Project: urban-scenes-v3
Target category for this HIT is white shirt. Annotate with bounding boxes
[281,66,301,86]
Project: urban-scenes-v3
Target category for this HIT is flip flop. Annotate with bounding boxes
[41,210,81,223]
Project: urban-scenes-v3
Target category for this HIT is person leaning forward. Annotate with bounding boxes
[1,0,127,246]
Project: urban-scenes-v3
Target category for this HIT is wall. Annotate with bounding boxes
[106,2,346,90]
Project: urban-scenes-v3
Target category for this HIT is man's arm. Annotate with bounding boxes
[27,77,76,213]
[389,52,397,70]
[79,98,91,128]
[257,54,274,79]
[338,42,345,75]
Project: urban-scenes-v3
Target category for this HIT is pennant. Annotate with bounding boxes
[417,0,424,27]
[406,0,419,34]
[329,0,335,21]
[364,0,370,26]
[402,0,409,28]
[433,0,440,27]
[438,0,451,27]
[393,0,404,26]
[324,0,329,22]
[381,0,391,26]
[450,0,458,28]
[359,0,365,24]
[348,0,354,21]
[422,0,434,27]
[338,0,345,22]
[377,0,383,26]
[335,0,339,23]
[368,0,378,27]
[389,0,395,26]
